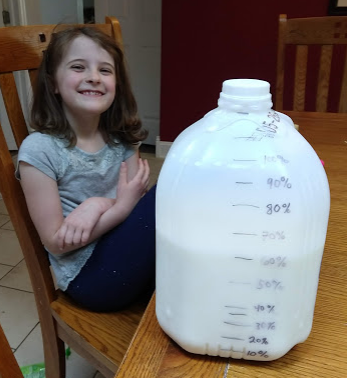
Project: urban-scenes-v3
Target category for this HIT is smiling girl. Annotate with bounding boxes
[15,26,156,312]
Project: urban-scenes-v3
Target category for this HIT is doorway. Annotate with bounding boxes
[95,0,162,145]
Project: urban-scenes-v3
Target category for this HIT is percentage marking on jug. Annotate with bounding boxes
[234,257,254,261]
[267,177,292,189]
[249,337,269,345]
[262,231,285,240]
[234,231,286,240]
[264,155,289,164]
[233,204,260,208]
[221,336,245,341]
[233,159,257,162]
[229,281,252,286]
[257,279,284,290]
[262,256,287,267]
[254,304,275,313]
[235,181,253,185]
[266,203,291,214]
[224,321,252,327]
[220,347,244,354]
[233,232,258,237]
[256,322,276,330]
[225,305,248,310]
[247,350,269,358]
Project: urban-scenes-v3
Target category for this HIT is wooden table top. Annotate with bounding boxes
[115,111,347,378]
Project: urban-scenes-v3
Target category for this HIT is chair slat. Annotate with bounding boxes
[339,49,347,112]
[276,14,347,113]
[0,24,113,72]
[316,45,333,112]
[0,72,28,146]
[285,16,347,45]
[293,45,308,111]
[275,14,287,110]
[106,16,123,50]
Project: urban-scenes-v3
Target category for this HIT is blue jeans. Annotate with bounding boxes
[65,185,156,312]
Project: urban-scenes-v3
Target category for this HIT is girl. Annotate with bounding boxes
[16,26,156,312]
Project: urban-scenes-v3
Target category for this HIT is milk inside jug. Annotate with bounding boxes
[155,79,330,361]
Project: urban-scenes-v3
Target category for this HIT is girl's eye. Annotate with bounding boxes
[100,68,113,74]
[71,65,84,71]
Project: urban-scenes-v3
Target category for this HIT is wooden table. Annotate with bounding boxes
[115,111,347,378]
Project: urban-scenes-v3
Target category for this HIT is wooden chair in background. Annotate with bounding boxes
[0,322,23,378]
[276,14,347,112]
[0,17,147,378]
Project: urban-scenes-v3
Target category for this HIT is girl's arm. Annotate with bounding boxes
[19,152,150,254]
[19,161,75,253]
[59,154,150,249]
[19,162,115,254]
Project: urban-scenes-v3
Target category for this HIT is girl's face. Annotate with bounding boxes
[54,35,116,122]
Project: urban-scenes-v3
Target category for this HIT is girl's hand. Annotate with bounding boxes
[55,197,115,250]
[116,158,150,213]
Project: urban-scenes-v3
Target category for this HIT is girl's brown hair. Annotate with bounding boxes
[30,26,148,146]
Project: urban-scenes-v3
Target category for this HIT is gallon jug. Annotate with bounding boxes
[155,79,330,361]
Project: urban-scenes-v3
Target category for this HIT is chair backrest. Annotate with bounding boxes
[0,16,123,329]
[276,14,347,112]
[0,323,23,378]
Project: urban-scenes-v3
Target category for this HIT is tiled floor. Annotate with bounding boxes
[0,148,164,378]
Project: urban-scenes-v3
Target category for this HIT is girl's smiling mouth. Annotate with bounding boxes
[78,90,104,96]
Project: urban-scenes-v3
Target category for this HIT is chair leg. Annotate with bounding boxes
[0,323,23,378]
[41,324,66,378]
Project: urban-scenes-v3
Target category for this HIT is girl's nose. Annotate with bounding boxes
[86,70,101,83]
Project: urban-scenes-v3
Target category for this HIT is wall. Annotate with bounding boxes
[38,0,83,24]
[160,0,331,142]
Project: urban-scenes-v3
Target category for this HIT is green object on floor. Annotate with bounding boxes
[65,346,71,359]
[20,347,72,377]
[20,363,45,378]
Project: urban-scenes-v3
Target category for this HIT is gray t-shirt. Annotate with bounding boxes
[15,132,135,290]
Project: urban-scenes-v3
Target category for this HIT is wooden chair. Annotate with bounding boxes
[0,322,23,378]
[276,14,347,112]
[0,17,147,378]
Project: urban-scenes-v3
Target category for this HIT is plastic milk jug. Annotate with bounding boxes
[155,79,330,361]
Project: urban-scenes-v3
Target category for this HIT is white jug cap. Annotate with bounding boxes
[218,79,273,112]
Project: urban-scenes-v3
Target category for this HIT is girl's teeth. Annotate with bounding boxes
[81,91,102,95]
